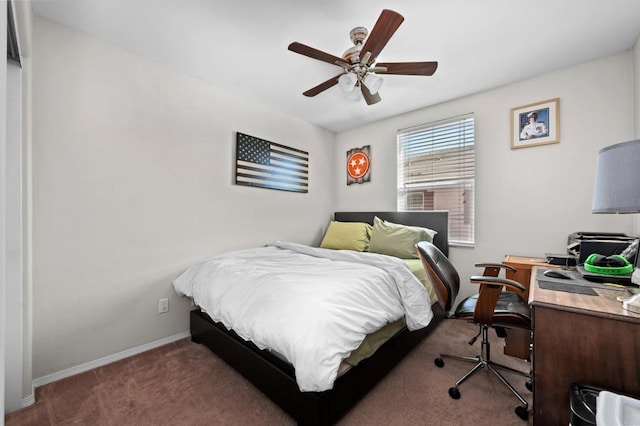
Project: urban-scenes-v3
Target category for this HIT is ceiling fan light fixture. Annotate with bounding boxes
[288,9,438,105]
[346,85,363,101]
[363,73,383,95]
[338,73,358,94]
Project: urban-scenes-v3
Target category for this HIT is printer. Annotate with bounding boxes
[567,232,637,262]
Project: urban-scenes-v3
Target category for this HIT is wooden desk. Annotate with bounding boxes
[501,256,560,359]
[530,266,640,426]
[503,255,556,300]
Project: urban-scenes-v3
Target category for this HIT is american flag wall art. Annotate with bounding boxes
[235,132,309,193]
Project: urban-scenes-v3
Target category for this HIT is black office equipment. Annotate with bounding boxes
[545,253,577,266]
[543,269,571,279]
[535,268,629,292]
[538,280,598,295]
[576,266,633,286]
[567,232,636,261]
[579,239,636,265]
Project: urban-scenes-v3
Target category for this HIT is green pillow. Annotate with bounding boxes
[320,221,372,252]
[368,216,437,259]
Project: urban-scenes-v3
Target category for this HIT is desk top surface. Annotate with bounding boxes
[530,266,640,323]
[503,255,549,267]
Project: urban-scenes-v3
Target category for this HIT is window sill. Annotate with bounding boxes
[450,241,475,249]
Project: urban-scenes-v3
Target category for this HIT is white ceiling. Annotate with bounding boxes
[31,0,640,133]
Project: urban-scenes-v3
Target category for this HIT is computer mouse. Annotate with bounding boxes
[543,269,571,279]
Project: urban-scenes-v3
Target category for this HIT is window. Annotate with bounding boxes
[397,114,475,245]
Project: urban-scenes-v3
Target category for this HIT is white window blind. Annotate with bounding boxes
[397,114,475,245]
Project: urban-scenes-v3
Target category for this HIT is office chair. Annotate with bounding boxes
[416,241,532,421]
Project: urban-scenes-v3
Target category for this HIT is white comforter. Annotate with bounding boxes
[172,242,433,392]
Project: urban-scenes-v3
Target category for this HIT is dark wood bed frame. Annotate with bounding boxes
[190,211,449,425]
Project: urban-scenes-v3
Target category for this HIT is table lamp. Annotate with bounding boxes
[592,139,640,284]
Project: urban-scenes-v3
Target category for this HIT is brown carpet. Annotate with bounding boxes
[6,319,532,426]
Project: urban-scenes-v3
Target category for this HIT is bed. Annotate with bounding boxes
[178,211,449,425]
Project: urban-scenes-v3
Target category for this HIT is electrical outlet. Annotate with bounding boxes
[158,298,169,314]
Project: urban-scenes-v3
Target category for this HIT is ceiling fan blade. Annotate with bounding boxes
[360,9,404,65]
[336,61,352,71]
[303,74,343,97]
[288,42,345,67]
[375,61,438,76]
[361,84,382,105]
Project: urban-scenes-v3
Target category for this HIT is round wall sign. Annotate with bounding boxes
[347,151,370,179]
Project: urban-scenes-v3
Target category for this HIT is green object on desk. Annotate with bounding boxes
[584,253,634,275]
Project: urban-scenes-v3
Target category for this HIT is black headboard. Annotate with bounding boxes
[334,211,449,257]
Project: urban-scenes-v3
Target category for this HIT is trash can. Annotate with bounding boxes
[570,383,640,426]
[570,383,600,426]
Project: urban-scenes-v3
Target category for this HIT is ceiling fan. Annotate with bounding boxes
[288,9,438,105]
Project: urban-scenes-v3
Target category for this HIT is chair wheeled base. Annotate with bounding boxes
[434,324,531,421]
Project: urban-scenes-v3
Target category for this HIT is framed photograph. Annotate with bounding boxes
[510,98,559,149]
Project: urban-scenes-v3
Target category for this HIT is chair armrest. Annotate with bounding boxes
[470,276,527,325]
[470,275,526,292]
[476,263,517,276]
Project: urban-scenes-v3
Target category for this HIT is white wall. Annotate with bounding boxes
[5,1,34,412]
[335,52,635,301]
[5,60,23,414]
[31,16,335,379]
[1,2,8,419]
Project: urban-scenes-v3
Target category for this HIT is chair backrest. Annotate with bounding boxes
[416,241,460,313]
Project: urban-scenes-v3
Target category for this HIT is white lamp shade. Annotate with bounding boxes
[346,86,362,101]
[363,73,383,95]
[338,73,358,94]
[592,139,640,213]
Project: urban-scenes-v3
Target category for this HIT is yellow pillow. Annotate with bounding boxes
[320,221,372,252]
[368,216,437,259]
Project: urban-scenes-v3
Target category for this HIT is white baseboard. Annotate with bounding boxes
[21,385,35,408]
[32,331,191,389]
